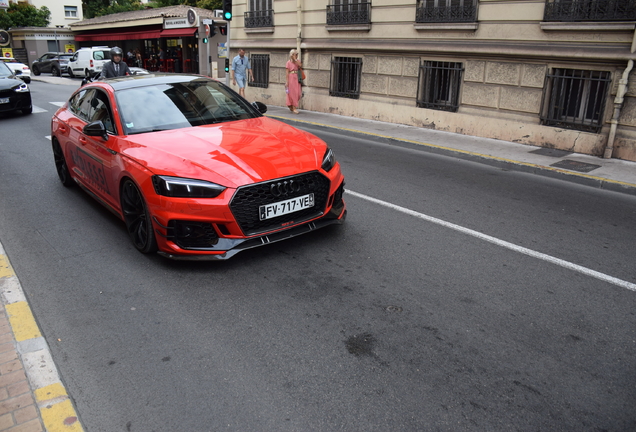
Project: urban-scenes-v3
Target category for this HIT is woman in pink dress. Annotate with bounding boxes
[285,49,302,114]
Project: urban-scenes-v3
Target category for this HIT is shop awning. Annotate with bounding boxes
[75,29,161,42]
[160,27,197,38]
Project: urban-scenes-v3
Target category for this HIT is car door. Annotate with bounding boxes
[40,54,54,73]
[66,88,119,211]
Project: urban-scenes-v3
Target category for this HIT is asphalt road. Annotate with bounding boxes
[0,80,635,431]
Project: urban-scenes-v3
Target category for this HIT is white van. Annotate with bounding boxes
[67,47,111,78]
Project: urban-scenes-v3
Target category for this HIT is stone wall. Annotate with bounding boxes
[241,50,636,161]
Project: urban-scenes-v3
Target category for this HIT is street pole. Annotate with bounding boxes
[225,20,230,86]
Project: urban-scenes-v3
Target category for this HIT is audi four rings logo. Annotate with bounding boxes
[270,180,300,197]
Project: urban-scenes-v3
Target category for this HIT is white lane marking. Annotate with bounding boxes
[32,105,47,114]
[348,190,636,292]
[50,102,65,107]
[45,136,51,141]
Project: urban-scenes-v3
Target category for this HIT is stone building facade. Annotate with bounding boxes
[230,0,636,161]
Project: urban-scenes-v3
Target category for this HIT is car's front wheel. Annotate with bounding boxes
[52,140,74,187]
[121,179,157,254]
[51,66,60,77]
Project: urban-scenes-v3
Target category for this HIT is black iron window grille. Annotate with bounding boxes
[543,0,636,22]
[248,54,269,88]
[416,0,478,23]
[327,1,371,25]
[245,0,274,28]
[540,68,611,133]
[417,61,463,112]
[330,57,363,99]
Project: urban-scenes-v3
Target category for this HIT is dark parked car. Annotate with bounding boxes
[31,52,74,77]
[0,61,32,115]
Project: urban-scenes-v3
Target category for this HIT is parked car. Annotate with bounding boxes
[67,47,111,78]
[1,57,31,83]
[0,61,32,115]
[31,52,73,77]
[51,73,346,259]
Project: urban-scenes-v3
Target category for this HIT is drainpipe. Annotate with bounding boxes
[604,29,636,159]
[296,0,302,54]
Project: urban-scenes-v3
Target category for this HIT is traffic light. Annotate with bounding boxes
[219,26,227,36]
[222,0,232,21]
[203,38,208,44]
[224,58,230,73]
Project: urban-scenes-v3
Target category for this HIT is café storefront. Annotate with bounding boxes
[70,5,227,78]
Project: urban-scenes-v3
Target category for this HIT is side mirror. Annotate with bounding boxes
[252,101,267,114]
[83,120,108,141]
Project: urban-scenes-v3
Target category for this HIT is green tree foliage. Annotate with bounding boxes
[0,3,50,29]
[152,0,221,10]
[82,0,145,19]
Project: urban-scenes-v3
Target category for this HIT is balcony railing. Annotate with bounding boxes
[326,2,371,25]
[543,0,636,22]
[416,1,477,23]
[244,9,274,28]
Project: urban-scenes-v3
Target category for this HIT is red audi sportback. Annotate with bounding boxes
[51,74,346,260]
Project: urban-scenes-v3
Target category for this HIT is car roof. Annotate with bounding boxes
[98,73,218,91]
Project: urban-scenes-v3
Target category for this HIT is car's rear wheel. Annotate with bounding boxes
[51,66,60,77]
[23,77,31,84]
[32,65,40,76]
[121,179,157,254]
[52,140,73,187]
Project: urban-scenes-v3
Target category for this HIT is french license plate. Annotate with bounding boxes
[0,98,9,104]
[259,193,314,221]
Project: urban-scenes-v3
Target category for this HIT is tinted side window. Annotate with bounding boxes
[88,90,116,134]
[76,89,96,121]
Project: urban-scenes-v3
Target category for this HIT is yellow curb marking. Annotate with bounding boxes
[0,254,14,278]
[35,382,68,403]
[267,114,636,190]
[40,398,84,432]
[5,301,42,341]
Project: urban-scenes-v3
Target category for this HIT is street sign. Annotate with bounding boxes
[202,19,213,25]
[205,24,210,38]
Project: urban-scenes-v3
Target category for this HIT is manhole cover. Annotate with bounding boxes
[550,159,601,173]
[529,148,573,158]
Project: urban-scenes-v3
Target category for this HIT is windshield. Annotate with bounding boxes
[0,62,13,77]
[116,79,260,135]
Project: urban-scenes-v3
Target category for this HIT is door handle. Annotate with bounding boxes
[79,137,88,145]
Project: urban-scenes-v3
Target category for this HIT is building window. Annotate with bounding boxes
[543,0,636,22]
[64,6,78,18]
[540,68,611,133]
[245,0,274,28]
[248,54,269,88]
[327,1,372,25]
[416,0,477,23]
[416,61,463,112]
[330,57,362,99]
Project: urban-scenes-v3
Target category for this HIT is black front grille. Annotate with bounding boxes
[230,171,331,236]
[0,89,13,98]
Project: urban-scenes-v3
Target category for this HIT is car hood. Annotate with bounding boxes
[118,116,326,188]
[0,77,24,90]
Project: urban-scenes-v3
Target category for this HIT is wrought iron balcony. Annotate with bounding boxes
[416,1,477,23]
[326,2,371,25]
[244,9,274,28]
[544,0,636,22]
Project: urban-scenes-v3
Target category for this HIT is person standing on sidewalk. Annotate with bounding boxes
[231,49,253,98]
[285,49,303,114]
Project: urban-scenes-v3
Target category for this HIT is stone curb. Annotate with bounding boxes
[0,243,84,432]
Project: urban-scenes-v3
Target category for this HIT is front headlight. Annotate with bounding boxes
[13,83,29,93]
[321,147,336,172]
[152,175,226,198]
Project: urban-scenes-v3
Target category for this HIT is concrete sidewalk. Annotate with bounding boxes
[265,105,636,196]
